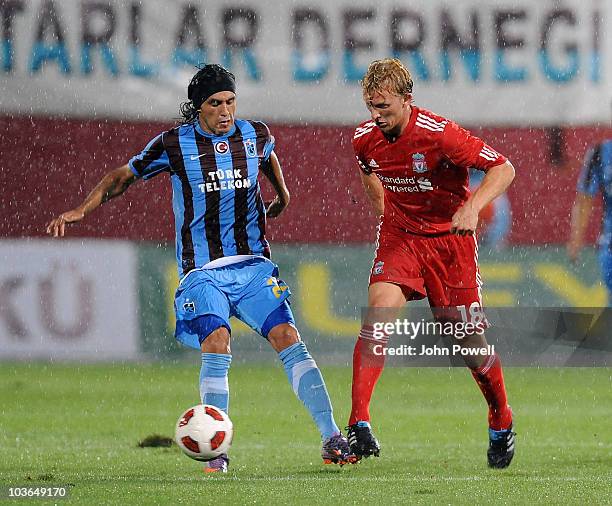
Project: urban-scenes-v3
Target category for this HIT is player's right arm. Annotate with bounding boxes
[47,131,171,237]
[360,171,384,217]
[46,165,136,237]
[352,123,384,217]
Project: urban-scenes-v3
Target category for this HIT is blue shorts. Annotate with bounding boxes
[174,257,294,349]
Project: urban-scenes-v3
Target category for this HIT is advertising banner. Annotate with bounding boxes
[1,0,609,125]
[0,239,139,360]
[137,243,609,363]
[2,114,609,246]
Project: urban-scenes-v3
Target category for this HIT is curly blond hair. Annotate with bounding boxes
[361,58,413,98]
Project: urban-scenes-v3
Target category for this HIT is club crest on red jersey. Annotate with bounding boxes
[412,153,428,173]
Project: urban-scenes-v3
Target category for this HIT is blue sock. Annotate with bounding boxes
[200,353,232,413]
[278,342,339,440]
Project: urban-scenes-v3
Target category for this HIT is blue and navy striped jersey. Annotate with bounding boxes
[577,140,612,246]
[128,119,274,277]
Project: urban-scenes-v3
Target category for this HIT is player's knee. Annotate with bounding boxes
[455,332,489,369]
[368,293,393,307]
[455,331,487,348]
[261,302,297,352]
[368,282,407,308]
[201,326,231,354]
[267,324,300,353]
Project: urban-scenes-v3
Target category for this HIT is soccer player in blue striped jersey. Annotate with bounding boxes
[46,64,352,472]
[568,139,612,305]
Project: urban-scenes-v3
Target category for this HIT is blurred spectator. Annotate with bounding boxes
[567,140,612,306]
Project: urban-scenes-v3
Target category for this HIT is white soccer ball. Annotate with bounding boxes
[175,404,233,461]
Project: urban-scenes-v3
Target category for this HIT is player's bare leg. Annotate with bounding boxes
[347,282,406,459]
[455,331,515,468]
[200,326,232,473]
[201,327,231,354]
[268,323,352,465]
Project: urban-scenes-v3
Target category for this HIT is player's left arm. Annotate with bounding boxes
[260,151,290,218]
[441,122,515,235]
[452,161,515,235]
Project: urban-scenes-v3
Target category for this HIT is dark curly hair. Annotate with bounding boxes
[179,64,236,124]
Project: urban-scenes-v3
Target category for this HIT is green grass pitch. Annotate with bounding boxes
[1,363,610,504]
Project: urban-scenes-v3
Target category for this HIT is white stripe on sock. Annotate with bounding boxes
[291,358,317,393]
[200,376,229,394]
[479,354,496,375]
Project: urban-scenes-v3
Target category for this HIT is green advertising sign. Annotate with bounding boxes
[138,244,607,357]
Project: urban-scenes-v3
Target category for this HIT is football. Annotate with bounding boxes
[175,405,233,461]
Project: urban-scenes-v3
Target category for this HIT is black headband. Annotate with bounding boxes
[188,67,236,110]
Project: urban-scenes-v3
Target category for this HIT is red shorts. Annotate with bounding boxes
[370,230,483,313]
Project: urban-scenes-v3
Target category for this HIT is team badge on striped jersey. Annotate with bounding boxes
[243,139,257,157]
[412,153,428,173]
[214,141,229,154]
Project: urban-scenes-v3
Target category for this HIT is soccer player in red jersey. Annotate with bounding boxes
[346,59,516,468]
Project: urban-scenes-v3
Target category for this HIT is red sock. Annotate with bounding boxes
[470,354,513,430]
[349,326,387,425]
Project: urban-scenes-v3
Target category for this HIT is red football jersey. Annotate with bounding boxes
[353,106,507,235]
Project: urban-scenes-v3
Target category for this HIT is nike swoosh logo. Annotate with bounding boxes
[310,384,324,389]
[190,153,206,160]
